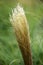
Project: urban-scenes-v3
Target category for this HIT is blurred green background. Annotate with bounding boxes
[0,0,43,65]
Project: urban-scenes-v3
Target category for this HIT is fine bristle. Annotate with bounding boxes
[10,4,25,24]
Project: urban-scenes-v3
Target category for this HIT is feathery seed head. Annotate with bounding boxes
[10,5,32,65]
[10,4,30,44]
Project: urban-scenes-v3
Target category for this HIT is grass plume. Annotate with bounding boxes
[10,4,33,65]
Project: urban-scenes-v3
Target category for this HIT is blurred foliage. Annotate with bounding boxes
[0,0,43,65]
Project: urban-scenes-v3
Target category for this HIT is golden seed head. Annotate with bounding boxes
[10,4,30,44]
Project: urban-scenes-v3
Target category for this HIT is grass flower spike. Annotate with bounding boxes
[10,4,33,65]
